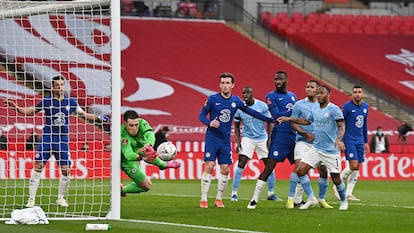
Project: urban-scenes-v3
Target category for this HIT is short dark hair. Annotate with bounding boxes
[320,85,330,93]
[275,70,288,79]
[308,80,320,86]
[353,85,362,89]
[52,76,65,86]
[123,110,139,122]
[219,72,234,83]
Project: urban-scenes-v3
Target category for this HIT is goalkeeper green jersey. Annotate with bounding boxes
[121,118,155,161]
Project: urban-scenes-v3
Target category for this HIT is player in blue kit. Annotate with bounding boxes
[247,70,297,209]
[278,85,349,210]
[198,73,273,209]
[230,86,280,202]
[6,76,108,208]
[334,85,369,201]
[286,80,332,209]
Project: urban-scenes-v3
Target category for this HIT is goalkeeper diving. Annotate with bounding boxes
[121,110,181,195]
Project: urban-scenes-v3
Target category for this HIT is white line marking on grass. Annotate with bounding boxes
[150,193,414,209]
[121,218,268,233]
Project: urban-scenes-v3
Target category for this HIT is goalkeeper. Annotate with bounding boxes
[121,110,181,195]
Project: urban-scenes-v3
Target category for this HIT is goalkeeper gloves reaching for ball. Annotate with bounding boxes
[137,144,158,162]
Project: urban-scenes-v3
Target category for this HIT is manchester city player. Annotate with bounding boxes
[278,85,349,210]
[7,76,109,208]
[198,72,273,209]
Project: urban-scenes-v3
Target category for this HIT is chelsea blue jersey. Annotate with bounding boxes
[35,95,79,142]
[199,93,245,143]
[265,90,297,135]
[343,100,369,144]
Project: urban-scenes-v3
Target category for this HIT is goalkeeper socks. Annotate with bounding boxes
[216,174,228,200]
[201,172,211,201]
[58,174,70,199]
[232,166,243,192]
[346,171,359,196]
[124,182,148,193]
[150,157,167,169]
[251,179,266,202]
[29,170,41,200]
[318,177,329,200]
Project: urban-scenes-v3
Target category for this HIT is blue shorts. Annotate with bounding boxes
[268,132,295,164]
[204,137,232,165]
[36,135,71,166]
[344,141,365,163]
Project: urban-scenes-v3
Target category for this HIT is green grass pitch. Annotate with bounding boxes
[1,179,413,233]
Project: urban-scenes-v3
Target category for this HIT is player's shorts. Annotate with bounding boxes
[239,137,269,160]
[268,135,295,164]
[301,146,341,174]
[204,138,232,165]
[344,141,365,163]
[294,141,313,161]
[121,160,147,184]
[35,141,71,166]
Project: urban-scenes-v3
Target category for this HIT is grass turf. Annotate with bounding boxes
[1,179,413,233]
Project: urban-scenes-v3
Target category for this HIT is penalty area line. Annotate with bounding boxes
[120,218,268,233]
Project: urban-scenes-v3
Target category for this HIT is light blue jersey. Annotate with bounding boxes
[234,99,270,141]
[291,98,319,143]
[311,103,344,154]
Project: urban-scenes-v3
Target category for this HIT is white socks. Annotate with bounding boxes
[251,179,266,203]
[28,170,41,200]
[346,171,359,196]
[200,172,212,201]
[216,174,228,200]
[58,175,70,199]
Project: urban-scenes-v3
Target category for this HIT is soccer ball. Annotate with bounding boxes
[156,142,177,161]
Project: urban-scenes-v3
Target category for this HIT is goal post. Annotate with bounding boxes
[0,0,121,220]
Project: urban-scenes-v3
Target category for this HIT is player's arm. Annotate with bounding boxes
[121,138,141,161]
[240,106,273,123]
[75,106,109,122]
[277,116,310,125]
[335,119,345,151]
[291,122,314,142]
[234,120,241,153]
[6,100,39,115]
[199,98,213,126]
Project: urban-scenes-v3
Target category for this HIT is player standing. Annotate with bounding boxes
[334,85,369,201]
[6,76,109,208]
[198,73,273,209]
[286,80,332,209]
[278,85,349,210]
[230,86,281,202]
[247,70,297,209]
[120,110,181,195]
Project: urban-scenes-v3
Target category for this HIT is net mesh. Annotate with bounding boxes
[0,0,112,220]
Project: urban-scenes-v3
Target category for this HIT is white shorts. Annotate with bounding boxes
[301,145,341,174]
[294,141,312,161]
[239,137,269,160]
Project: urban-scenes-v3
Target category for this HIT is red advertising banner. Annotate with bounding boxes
[1,150,413,180]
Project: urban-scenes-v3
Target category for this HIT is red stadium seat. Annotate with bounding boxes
[368,15,380,25]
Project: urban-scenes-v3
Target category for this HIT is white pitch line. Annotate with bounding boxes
[120,218,268,233]
[149,192,414,209]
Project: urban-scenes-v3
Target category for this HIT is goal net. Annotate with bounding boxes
[0,0,118,220]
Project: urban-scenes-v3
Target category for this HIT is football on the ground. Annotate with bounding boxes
[156,142,177,161]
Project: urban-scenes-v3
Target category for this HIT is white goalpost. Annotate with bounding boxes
[0,0,121,220]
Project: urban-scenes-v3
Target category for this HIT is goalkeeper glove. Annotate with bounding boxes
[142,145,157,162]
[97,115,110,123]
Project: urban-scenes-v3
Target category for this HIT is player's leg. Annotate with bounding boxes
[290,141,309,207]
[56,146,71,207]
[200,141,218,208]
[26,142,49,208]
[317,164,333,208]
[322,151,348,210]
[231,154,248,201]
[247,158,276,209]
[121,160,151,194]
[215,144,232,208]
[296,147,319,210]
[343,143,362,201]
[146,156,181,170]
[231,137,254,201]
[346,160,361,201]
[256,141,281,202]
